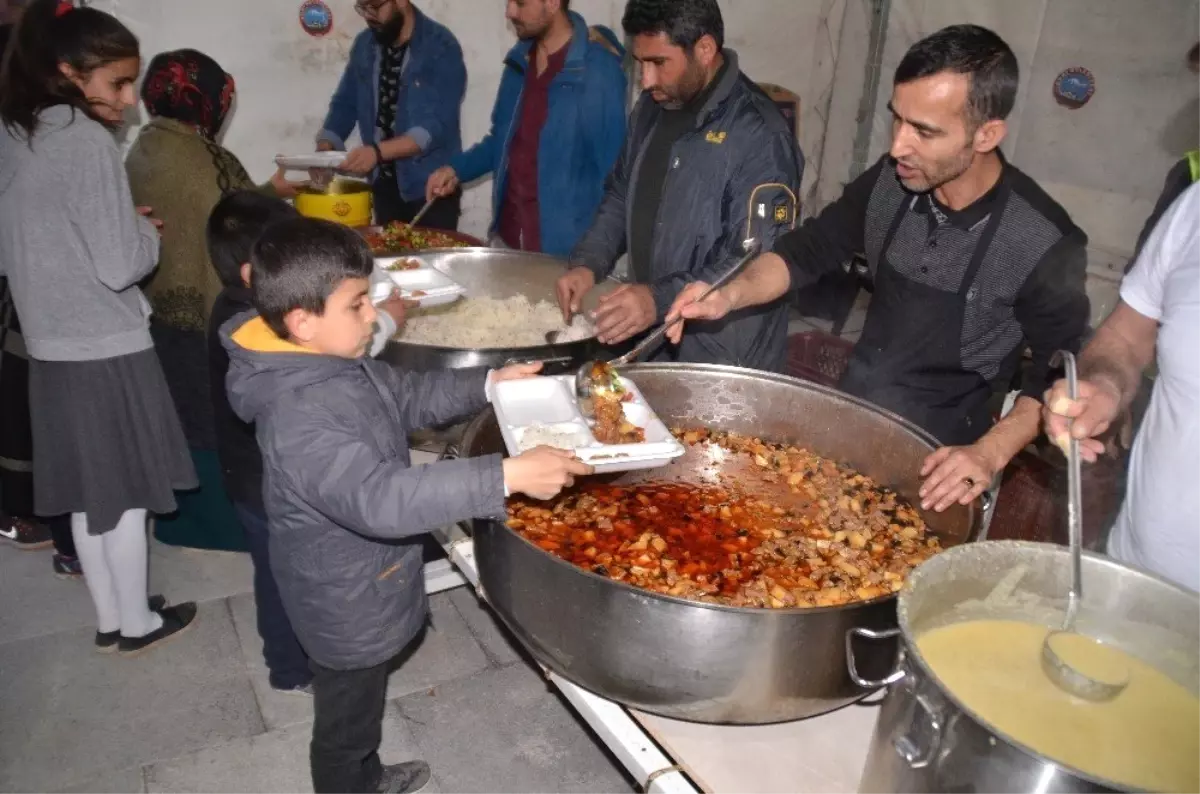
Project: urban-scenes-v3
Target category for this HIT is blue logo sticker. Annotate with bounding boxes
[1053,67,1095,109]
[299,0,334,37]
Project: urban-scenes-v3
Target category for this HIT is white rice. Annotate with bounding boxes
[394,294,595,348]
[517,423,592,452]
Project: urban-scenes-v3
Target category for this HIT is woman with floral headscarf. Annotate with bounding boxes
[126,49,300,551]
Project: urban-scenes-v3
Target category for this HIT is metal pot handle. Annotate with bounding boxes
[894,687,944,769]
[845,626,905,688]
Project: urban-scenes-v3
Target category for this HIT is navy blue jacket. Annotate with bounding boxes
[570,51,805,372]
[451,12,627,257]
[319,8,466,203]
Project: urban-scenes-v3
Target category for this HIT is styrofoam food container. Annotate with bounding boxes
[275,151,347,170]
[490,374,685,474]
[382,266,466,308]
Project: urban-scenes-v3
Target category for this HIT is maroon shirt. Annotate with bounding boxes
[497,43,569,251]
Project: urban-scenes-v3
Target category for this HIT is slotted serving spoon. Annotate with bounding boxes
[571,237,762,416]
[1040,349,1130,702]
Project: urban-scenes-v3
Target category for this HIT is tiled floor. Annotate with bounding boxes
[0,539,634,793]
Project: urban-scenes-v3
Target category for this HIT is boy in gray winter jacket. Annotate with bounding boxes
[221,218,591,794]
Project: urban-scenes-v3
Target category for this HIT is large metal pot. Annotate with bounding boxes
[377,248,618,372]
[852,540,1200,792]
[458,363,985,724]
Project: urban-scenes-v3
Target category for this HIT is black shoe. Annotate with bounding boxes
[377,761,431,794]
[117,602,198,657]
[53,553,84,580]
[93,595,170,653]
[0,516,53,550]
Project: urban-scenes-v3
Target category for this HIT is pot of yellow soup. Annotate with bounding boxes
[847,540,1199,793]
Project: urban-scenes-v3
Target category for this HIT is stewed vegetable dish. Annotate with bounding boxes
[506,428,942,608]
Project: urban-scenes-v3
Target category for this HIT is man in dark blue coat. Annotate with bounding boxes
[557,0,805,372]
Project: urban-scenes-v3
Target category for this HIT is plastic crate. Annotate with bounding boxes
[785,331,855,388]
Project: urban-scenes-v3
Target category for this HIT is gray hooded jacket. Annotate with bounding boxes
[222,311,505,670]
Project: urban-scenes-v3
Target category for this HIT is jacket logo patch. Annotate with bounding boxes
[377,563,404,581]
[705,130,727,144]
[332,200,352,217]
[774,205,788,222]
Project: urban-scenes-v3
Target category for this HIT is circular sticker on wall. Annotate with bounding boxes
[1053,67,1095,109]
[299,0,334,37]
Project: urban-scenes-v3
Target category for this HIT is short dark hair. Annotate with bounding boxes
[894,24,1019,128]
[250,218,374,339]
[0,0,140,139]
[206,191,299,289]
[622,0,723,51]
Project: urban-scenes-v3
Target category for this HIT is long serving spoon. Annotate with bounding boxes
[570,237,762,416]
[1040,349,1130,702]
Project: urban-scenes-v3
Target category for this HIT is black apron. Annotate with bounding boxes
[839,184,1011,446]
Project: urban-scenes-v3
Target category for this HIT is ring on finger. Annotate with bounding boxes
[963,477,976,488]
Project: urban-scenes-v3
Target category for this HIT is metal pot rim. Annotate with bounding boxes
[894,539,1198,789]
[466,361,974,618]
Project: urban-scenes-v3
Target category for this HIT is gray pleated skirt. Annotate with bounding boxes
[29,348,198,535]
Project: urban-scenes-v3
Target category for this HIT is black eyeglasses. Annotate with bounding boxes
[354,0,390,16]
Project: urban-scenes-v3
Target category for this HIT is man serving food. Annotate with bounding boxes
[667,25,1090,512]
[555,0,804,371]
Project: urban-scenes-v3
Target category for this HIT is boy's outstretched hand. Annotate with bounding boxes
[491,361,544,383]
[503,447,594,500]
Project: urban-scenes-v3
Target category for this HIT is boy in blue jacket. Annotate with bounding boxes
[425,0,627,257]
[221,218,590,794]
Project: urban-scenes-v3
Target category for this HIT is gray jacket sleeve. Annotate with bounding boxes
[568,102,641,278]
[378,364,491,431]
[71,133,161,292]
[649,124,804,318]
[284,405,507,540]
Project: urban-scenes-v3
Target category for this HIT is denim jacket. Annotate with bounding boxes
[318,7,465,203]
[450,12,627,257]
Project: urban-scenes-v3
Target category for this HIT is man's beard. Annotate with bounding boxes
[653,59,708,110]
[369,11,405,45]
[513,16,552,41]
[897,145,975,193]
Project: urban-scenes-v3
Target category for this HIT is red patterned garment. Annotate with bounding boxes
[140,49,235,141]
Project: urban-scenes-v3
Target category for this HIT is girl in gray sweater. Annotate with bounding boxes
[0,0,197,655]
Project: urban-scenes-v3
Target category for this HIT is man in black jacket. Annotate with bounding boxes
[669,25,1090,514]
[556,0,804,372]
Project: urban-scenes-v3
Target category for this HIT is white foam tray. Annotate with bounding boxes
[490,374,685,474]
[373,257,466,308]
[274,151,347,170]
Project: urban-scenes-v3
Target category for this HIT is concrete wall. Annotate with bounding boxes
[848,0,1200,321]
[88,0,845,241]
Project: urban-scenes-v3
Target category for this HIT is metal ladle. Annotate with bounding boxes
[407,196,437,230]
[1040,349,1130,702]
[570,237,762,416]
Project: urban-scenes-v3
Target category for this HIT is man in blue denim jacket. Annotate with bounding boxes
[317,0,466,230]
[424,0,627,257]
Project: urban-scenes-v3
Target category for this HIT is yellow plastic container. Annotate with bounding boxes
[294,178,373,228]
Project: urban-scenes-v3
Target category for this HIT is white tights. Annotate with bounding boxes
[71,509,164,637]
